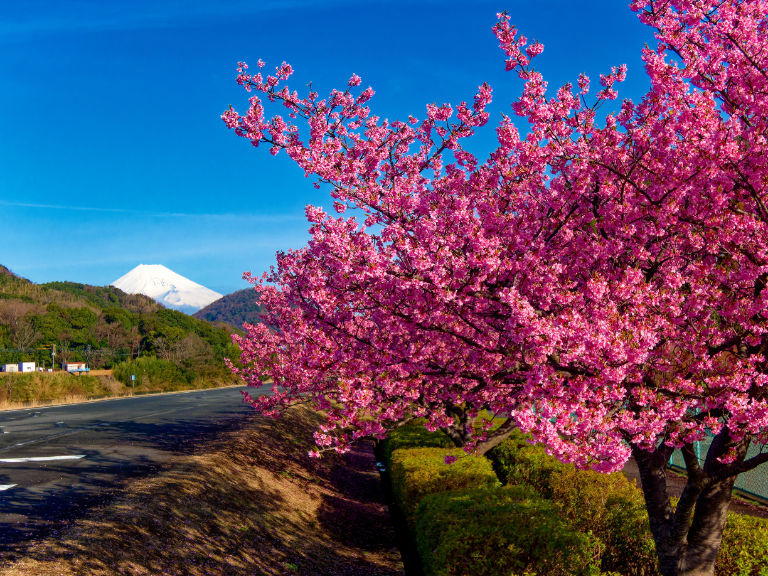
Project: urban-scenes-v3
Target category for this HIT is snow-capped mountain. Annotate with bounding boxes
[111,264,222,314]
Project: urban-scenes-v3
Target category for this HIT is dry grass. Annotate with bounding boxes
[0,394,86,411]
[0,373,229,411]
[0,372,120,410]
[0,406,404,576]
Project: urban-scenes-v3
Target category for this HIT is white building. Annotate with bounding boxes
[19,362,35,373]
[62,362,88,373]
[1,364,19,373]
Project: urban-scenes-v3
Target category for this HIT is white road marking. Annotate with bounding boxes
[0,484,17,491]
[0,455,85,463]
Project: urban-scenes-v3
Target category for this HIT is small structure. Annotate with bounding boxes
[1,364,19,373]
[62,361,89,374]
[19,362,35,373]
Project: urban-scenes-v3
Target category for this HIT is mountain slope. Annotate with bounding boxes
[112,264,222,314]
[0,264,238,373]
[193,288,263,328]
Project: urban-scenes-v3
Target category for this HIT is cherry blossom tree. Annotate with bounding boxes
[224,2,768,574]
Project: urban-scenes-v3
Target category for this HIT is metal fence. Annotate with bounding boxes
[668,438,768,504]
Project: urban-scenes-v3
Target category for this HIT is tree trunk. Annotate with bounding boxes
[632,429,748,576]
[677,476,736,576]
[440,411,518,454]
[675,427,747,576]
[632,445,680,576]
[475,418,519,455]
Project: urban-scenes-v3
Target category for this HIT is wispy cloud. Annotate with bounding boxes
[0,200,305,222]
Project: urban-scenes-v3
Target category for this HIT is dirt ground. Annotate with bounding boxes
[0,406,404,576]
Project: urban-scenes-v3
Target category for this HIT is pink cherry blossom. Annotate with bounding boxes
[224,3,768,574]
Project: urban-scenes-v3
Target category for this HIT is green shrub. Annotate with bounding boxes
[415,485,602,576]
[112,356,190,392]
[717,510,768,576]
[489,431,567,498]
[490,435,659,575]
[380,419,454,467]
[390,447,499,521]
[546,465,658,576]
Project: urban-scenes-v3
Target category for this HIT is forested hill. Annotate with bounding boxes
[0,265,239,376]
[193,288,263,328]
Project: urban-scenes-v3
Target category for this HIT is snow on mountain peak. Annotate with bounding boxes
[111,264,222,314]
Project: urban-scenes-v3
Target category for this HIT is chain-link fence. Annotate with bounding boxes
[669,438,768,504]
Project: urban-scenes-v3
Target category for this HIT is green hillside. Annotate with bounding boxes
[192,287,263,328]
[0,265,239,384]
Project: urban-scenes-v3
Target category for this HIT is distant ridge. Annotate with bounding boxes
[0,265,16,278]
[193,288,263,328]
[112,264,222,314]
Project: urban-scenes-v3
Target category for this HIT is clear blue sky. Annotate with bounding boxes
[0,1,655,295]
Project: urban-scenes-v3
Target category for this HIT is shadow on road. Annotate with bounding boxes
[0,411,254,561]
[0,406,404,576]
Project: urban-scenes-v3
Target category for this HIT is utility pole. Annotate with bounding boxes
[51,344,56,370]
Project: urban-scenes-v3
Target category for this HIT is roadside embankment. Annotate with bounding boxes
[0,406,404,576]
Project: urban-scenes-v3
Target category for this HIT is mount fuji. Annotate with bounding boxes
[111,264,222,314]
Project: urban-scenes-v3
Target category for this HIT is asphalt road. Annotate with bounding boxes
[0,386,260,559]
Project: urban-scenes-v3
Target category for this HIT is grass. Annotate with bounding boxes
[0,370,236,410]
[0,406,404,576]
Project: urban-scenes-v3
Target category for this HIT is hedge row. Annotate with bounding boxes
[384,422,768,576]
[489,433,658,575]
[379,419,454,467]
[489,432,768,576]
[384,422,604,575]
[390,447,499,519]
[416,485,604,576]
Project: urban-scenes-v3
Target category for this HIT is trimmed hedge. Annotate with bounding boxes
[385,424,768,576]
[415,485,602,576]
[488,429,566,498]
[389,447,499,520]
[548,465,658,576]
[380,419,454,467]
[490,434,658,575]
[489,434,768,576]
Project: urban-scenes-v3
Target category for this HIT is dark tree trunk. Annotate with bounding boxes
[678,475,736,576]
[633,444,680,575]
[443,424,468,447]
[632,429,750,576]
[442,405,470,447]
[475,419,519,455]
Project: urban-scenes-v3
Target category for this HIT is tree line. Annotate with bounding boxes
[0,268,239,377]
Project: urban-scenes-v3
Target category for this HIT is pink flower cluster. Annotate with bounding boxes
[224,1,768,473]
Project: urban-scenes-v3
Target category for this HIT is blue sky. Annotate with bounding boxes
[0,1,655,295]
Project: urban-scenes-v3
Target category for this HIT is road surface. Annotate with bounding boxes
[0,386,259,559]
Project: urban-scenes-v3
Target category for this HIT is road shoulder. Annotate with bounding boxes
[0,406,404,576]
